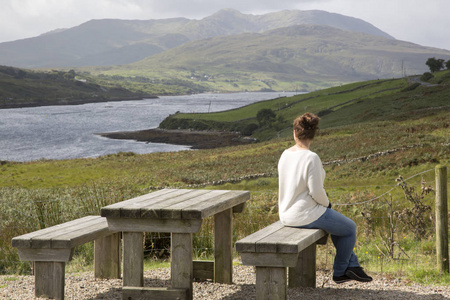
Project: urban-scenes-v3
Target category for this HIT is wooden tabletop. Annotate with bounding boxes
[101,189,250,220]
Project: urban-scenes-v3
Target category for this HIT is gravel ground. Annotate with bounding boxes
[0,265,448,299]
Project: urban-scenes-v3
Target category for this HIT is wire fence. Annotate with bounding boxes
[0,166,447,277]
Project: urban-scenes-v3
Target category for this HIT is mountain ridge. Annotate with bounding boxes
[0,9,396,68]
[98,24,449,91]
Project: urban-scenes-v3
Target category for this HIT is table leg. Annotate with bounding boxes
[123,232,144,287]
[171,232,193,300]
[214,208,233,284]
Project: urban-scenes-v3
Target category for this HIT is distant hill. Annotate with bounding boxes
[0,66,153,108]
[98,24,450,91]
[0,9,394,68]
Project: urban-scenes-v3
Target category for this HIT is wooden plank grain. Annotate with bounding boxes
[51,219,113,249]
[182,190,250,219]
[12,216,99,249]
[235,221,284,253]
[255,226,303,253]
[139,189,209,219]
[100,189,180,218]
[155,190,212,219]
[276,229,326,254]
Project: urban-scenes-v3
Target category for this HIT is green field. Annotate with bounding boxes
[0,72,449,284]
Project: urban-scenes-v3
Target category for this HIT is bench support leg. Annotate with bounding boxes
[288,243,316,288]
[123,232,144,287]
[214,207,233,284]
[95,233,121,279]
[171,233,193,300]
[256,266,287,300]
[35,261,65,300]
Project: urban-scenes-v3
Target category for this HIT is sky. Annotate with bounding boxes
[1,0,449,51]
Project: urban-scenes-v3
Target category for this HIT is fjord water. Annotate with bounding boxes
[0,92,296,162]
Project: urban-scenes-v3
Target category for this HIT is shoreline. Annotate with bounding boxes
[0,96,158,110]
[97,128,256,149]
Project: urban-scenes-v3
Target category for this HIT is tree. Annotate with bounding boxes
[256,108,276,128]
[426,57,445,73]
[446,60,450,70]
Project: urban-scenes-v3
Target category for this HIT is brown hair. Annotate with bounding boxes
[293,112,320,140]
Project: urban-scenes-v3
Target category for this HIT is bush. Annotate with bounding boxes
[240,123,259,136]
[401,82,420,92]
[420,72,434,82]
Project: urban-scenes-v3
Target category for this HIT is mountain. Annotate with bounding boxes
[99,24,450,91]
[0,9,394,68]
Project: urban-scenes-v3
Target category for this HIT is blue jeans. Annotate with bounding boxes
[297,208,360,276]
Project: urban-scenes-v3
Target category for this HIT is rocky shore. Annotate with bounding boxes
[97,128,256,149]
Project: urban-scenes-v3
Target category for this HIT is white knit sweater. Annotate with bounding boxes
[278,148,329,226]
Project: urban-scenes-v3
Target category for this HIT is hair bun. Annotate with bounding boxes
[293,112,320,140]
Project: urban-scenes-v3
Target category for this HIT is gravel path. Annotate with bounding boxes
[0,265,448,299]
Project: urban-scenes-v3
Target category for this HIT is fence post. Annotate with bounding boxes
[435,165,448,273]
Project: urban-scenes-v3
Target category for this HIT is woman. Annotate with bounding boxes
[278,112,372,284]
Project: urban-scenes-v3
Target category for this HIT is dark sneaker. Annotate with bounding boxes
[333,274,353,284]
[345,267,373,282]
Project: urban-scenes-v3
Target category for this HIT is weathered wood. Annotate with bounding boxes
[435,165,449,273]
[122,287,187,300]
[171,233,193,300]
[214,208,233,284]
[193,260,214,280]
[35,261,65,300]
[12,216,121,300]
[100,189,181,218]
[157,190,220,219]
[11,216,109,249]
[139,189,211,219]
[236,222,328,299]
[288,243,316,288]
[235,222,285,253]
[182,190,250,219]
[235,221,326,254]
[123,232,144,287]
[256,266,287,300]
[16,248,73,262]
[106,218,203,233]
[94,232,121,279]
[232,202,246,213]
[240,252,299,268]
[100,189,250,220]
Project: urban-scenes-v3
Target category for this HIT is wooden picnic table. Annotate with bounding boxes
[101,188,250,300]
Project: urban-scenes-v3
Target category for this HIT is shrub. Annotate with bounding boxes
[420,72,434,82]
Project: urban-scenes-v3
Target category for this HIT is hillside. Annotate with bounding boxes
[156,71,450,144]
[0,9,394,68]
[0,66,154,108]
[95,25,450,92]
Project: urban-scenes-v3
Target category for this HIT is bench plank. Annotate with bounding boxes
[29,217,110,249]
[256,227,325,254]
[12,216,105,249]
[235,221,284,252]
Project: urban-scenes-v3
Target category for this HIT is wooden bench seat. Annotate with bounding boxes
[235,221,328,300]
[12,215,121,300]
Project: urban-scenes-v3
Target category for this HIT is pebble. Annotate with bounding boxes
[0,265,448,299]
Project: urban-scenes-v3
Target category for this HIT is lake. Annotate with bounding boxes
[0,92,296,162]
